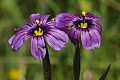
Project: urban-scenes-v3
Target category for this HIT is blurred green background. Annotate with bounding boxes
[0,0,120,80]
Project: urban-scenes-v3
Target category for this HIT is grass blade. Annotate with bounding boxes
[99,63,111,80]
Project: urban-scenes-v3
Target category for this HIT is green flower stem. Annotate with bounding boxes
[73,44,80,80]
[43,44,51,80]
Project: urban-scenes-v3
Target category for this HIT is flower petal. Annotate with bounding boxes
[46,21,68,33]
[40,15,51,25]
[68,27,80,45]
[81,29,92,50]
[8,35,15,49]
[8,30,30,51]
[46,28,68,43]
[94,23,102,33]
[45,21,55,29]
[89,28,101,48]
[30,13,41,20]
[81,28,101,50]
[90,21,102,33]
[15,20,36,31]
[10,30,26,45]
[44,29,68,50]
[86,12,104,21]
[74,14,83,21]
[25,20,36,28]
[31,36,46,61]
[55,13,74,28]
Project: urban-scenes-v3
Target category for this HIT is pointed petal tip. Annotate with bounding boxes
[39,57,44,61]
[46,14,51,17]
[101,18,105,21]
[32,55,45,61]
[53,47,63,50]
[12,46,19,51]
[85,46,101,51]
[85,47,93,50]
[12,49,17,52]
[32,56,37,60]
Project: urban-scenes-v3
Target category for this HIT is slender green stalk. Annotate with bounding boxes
[73,44,80,80]
[43,44,51,80]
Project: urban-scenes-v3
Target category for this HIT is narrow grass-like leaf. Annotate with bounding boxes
[99,63,111,80]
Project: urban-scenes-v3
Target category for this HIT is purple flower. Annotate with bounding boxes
[8,14,68,60]
[55,11,104,50]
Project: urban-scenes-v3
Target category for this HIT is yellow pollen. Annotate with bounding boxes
[34,28,43,36]
[78,23,88,29]
[82,11,86,16]
[36,20,40,24]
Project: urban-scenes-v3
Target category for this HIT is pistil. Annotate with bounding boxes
[78,11,88,29]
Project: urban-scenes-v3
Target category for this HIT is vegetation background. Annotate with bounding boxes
[0,0,120,80]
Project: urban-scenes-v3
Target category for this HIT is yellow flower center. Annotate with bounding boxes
[34,28,43,36]
[82,11,86,16]
[78,23,88,29]
[36,20,40,24]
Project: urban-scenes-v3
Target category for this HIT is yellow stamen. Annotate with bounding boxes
[82,11,86,16]
[34,28,43,36]
[78,23,88,29]
[36,20,40,24]
[81,23,87,28]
